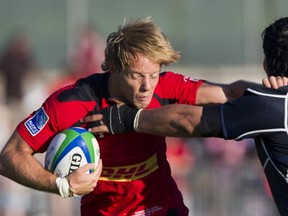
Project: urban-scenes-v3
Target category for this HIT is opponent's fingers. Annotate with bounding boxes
[88,125,109,134]
[109,99,125,107]
[81,113,104,123]
[108,97,125,105]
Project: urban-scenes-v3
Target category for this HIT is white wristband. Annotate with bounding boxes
[133,109,143,132]
[55,177,73,198]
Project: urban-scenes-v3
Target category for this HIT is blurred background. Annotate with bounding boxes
[0,0,287,215]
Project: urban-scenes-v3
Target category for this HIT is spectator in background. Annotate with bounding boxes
[0,31,34,106]
[191,138,277,216]
[0,30,41,216]
[166,137,195,214]
[49,24,105,94]
[68,23,105,77]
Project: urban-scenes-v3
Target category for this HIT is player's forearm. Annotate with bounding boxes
[137,105,203,137]
[0,131,58,194]
[90,104,204,137]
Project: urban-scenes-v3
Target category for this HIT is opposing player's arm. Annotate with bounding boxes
[195,80,260,105]
[86,88,287,140]
[196,76,287,105]
[84,77,288,136]
[84,104,204,137]
[136,105,203,137]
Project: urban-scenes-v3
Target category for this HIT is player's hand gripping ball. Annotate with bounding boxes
[45,127,100,178]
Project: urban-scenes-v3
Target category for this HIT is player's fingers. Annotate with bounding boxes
[272,76,288,88]
[262,77,271,88]
[78,163,96,173]
[81,114,103,123]
[88,125,109,134]
[269,76,278,88]
[91,159,102,177]
[275,76,284,88]
[282,76,288,86]
[109,97,124,104]
[264,76,288,89]
[83,160,102,190]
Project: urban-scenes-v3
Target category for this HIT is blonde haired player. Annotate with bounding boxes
[0,17,280,215]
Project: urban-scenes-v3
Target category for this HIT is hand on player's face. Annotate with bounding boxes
[68,159,103,196]
[262,76,288,89]
[81,97,125,134]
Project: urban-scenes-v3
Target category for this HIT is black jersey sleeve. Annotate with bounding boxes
[198,105,224,138]
[200,87,288,140]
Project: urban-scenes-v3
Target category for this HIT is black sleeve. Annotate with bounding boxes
[199,88,287,140]
[199,105,224,138]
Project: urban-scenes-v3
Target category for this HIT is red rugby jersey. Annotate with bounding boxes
[17,71,203,216]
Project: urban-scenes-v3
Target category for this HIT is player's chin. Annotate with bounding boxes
[134,99,151,109]
[134,102,149,109]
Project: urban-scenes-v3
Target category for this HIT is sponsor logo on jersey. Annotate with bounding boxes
[24,107,49,136]
[100,153,159,182]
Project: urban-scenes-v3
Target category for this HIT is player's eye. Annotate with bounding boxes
[151,72,160,79]
[129,72,142,80]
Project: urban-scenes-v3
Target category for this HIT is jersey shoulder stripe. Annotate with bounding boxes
[57,73,110,102]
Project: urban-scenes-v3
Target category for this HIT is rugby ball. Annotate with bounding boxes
[45,127,100,178]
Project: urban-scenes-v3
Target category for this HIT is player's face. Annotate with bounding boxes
[117,55,160,109]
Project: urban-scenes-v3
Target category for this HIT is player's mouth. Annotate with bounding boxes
[135,95,152,107]
[138,95,151,102]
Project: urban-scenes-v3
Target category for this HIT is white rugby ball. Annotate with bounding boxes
[45,127,100,178]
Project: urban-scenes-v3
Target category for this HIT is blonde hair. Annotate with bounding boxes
[101,17,180,73]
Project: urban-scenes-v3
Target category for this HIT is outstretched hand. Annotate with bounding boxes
[82,104,139,134]
[81,113,110,134]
